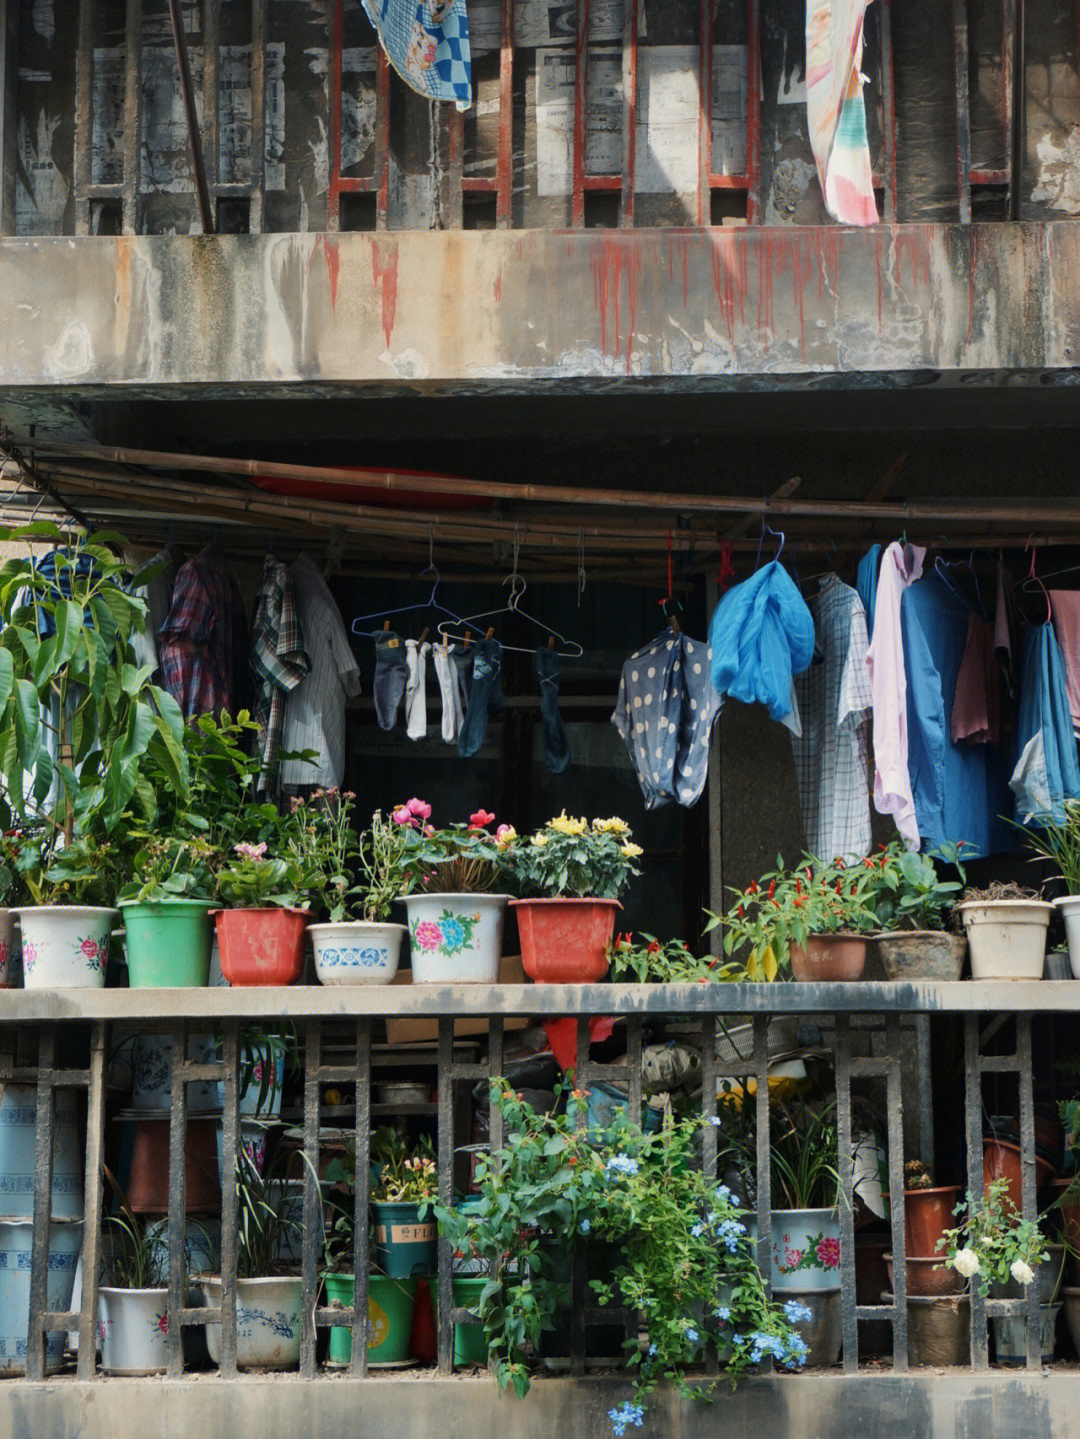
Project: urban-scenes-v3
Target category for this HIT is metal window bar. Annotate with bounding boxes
[953,0,1020,219]
[327,0,391,230]
[697,0,762,224]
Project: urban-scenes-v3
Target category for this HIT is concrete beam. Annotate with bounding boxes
[0,223,1076,395]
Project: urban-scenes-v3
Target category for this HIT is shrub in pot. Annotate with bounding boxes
[97,1210,201,1376]
[213,844,311,986]
[608,931,748,983]
[396,801,512,983]
[369,1127,438,1278]
[862,842,968,980]
[938,1176,1050,1295]
[504,813,642,982]
[897,1160,962,1262]
[306,803,409,986]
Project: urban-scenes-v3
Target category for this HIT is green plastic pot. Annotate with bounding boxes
[372,1201,437,1278]
[451,1277,489,1366]
[324,1273,417,1365]
[121,900,213,987]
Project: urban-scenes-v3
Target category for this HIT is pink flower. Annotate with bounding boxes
[496,824,515,843]
[415,921,442,951]
[80,938,100,958]
[785,1248,803,1268]
[425,825,435,837]
[234,841,267,860]
[406,798,432,819]
[469,809,496,830]
[816,1236,841,1269]
[391,807,414,826]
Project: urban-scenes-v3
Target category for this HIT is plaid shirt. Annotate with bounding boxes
[159,547,250,721]
[251,555,310,793]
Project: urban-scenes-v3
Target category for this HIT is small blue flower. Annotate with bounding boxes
[783,1300,813,1325]
[714,1306,731,1322]
[605,1154,639,1178]
[609,1402,645,1436]
[685,1327,699,1344]
[580,1219,591,1234]
[714,1184,732,1202]
[691,1222,704,1238]
[708,1115,723,1126]
[647,1343,657,1357]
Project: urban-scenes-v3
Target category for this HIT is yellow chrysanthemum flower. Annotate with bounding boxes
[620,843,643,859]
[593,817,630,835]
[531,833,549,848]
[549,810,587,837]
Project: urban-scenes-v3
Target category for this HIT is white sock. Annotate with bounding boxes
[405,640,431,740]
[433,644,462,743]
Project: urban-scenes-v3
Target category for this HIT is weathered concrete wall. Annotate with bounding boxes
[0,222,1076,393]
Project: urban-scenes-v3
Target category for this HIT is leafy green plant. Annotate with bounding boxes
[1020,800,1080,894]
[216,844,305,909]
[370,1127,438,1203]
[395,800,510,895]
[231,1139,318,1278]
[103,1211,170,1290]
[938,1178,1050,1294]
[608,931,743,983]
[279,787,360,921]
[17,829,121,906]
[715,1097,841,1212]
[352,810,414,921]
[504,813,642,900]
[435,1081,809,1423]
[860,840,967,932]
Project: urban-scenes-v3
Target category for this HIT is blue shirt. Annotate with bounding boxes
[1010,624,1080,826]
[856,545,882,642]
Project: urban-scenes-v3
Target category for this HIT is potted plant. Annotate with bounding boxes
[96,1210,195,1376]
[369,1127,438,1278]
[897,1159,963,1263]
[0,831,26,987]
[396,800,512,983]
[717,854,878,982]
[1019,800,1080,977]
[957,882,1053,981]
[763,1100,843,1297]
[306,801,410,986]
[0,525,189,990]
[213,838,310,986]
[505,813,642,982]
[863,841,968,980]
[607,931,746,983]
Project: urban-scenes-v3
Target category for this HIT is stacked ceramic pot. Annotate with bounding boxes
[0,1083,84,1374]
[885,1183,969,1365]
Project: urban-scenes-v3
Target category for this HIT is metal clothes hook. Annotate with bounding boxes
[577,527,586,607]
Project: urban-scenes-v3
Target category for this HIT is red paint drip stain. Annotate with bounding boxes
[370,241,399,349]
[708,230,748,345]
[494,272,503,303]
[323,237,341,311]
[590,235,642,373]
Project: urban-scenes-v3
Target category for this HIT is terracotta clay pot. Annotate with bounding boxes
[903,1186,962,1259]
[213,908,309,986]
[790,934,867,982]
[511,898,620,983]
[123,1116,221,1213]
[884,1253,966,1297]
[983,1139,1055,1214]
[1047,1178,1080,1284]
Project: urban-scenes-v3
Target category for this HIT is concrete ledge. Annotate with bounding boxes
[2,1370,1076,1439]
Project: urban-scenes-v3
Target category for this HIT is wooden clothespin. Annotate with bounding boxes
[382,620,390,631]
[668,611,680,636]
[547,635,556,650]
[442,632,449,652]
[418,627,430,644]
[464,630,472,649]
[485,627,495,640]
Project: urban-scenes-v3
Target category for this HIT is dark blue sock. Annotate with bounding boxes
[458,638,502,758]
[373,629,408,731]
[536,646,571,774]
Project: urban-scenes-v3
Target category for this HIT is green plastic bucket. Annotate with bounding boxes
[372,1201,437,1278]
[121,900,213,987]
[324,1274,418,1365]
[451,1277,489,1366]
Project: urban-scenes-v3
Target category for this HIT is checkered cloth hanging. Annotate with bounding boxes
[362,0,472,109]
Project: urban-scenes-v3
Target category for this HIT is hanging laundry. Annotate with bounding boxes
[361,0,472,109]
[1050,591,1080,737]
[458,637,503,758]
[279,554,361,792]
[856,543,882,643]
[452,642,474,710]
[995,558,1021,701]
[901,570,1013,857]
[867,542,924,848]
[791,576,872,862]
[1010,623,1080,827]
[951,611,1000,746]
[805,0,879,225]
[159,544,250,721]
[432,642,465,744]
[537,646,571,775]
[372,628,409,731]
[612,631,720,809]
[251,555,311,795]
[708,561,815,724]
[405,637,431,740]
[126,543,180,675]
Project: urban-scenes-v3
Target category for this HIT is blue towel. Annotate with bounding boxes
[708,561,815,722]
[856,544,882,642]
[361,0,472,109]
[1011,623,1080,827]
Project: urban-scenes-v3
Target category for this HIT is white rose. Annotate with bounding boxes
[952,1247,981,1279]
[1010,1259,1036,1286]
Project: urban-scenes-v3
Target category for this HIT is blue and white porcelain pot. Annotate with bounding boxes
[0,1217,83,1374]
[309,922,406,987]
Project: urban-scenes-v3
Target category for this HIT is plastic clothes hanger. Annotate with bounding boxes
[350,533,470,638]
[934,551,985,617]
[1022,539,1053,626]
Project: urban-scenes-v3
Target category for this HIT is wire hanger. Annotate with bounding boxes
[1020,545,1080,589]
[796,538,839,589]
[350,530,471,639]
[437,529,584,658]
[754,517,786,569]
[1022,537,1053,626]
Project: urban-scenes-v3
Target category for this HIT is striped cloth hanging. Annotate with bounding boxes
[805,0,879,226]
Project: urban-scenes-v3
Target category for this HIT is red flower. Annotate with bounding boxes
[469,809,496,830]
[816,1236,841,1269]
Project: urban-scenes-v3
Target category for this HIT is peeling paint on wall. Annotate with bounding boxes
[1031,128,1080,214]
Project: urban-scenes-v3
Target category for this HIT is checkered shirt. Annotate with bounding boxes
[251,555,311,794]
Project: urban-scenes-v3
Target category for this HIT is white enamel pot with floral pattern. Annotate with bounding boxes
[309,921,406,986]
[202,1275,303,1370]
[97,1288,172,1375]
[402,893,507,983]
[14,906,116,990]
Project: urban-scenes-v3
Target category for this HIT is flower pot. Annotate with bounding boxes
[132,1031,218,1112]
[15,905,115,989]
[1047,1179,1080,1284]
[97,1287,171,1375]
[983,1138,1055,1214]
[310,921,406,986]
[203,1275,303,1371]
[903,1186,963,1258]
[789,934,867,982]
[0,909,17,987]
[992,1302,1060,1365]
[145,1216,222,1282]
[0,1218,83,1375]
[871,931,967,982]
[215,1117,270,1190]
[1054,896,1080,978]
[884,1254,966,1297]
[958,900,1052,981]
[770,1209,841,1291]
[991,1245,1065,1305]
[450,1276,490,1366]
[213,1043,285,1118]
[120,900,213,987]
[1045,949,1072,981]
[780,1287,842,1367]
[213,907,309,986]
[372,1201,437,1278]
[404,893,507,983]
[121,1115,221,1213]
[324,1273,418,1367]
[1062,1285,1080,1355]
[511,897,621,983]
[904,1293,970,1367]
[0,1081,84,1219]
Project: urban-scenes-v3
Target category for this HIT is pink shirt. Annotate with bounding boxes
[866,542,925,848]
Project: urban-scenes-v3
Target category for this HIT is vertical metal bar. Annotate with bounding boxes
[350,1017,372,1376]
[204,0,221,207]
[300,1019,321,1377]
[26,1026,56,1381]
[436,1018,455,1372]
[834,1016,859,1373]
[696,0,712,226]
[1001,0,1015,206]
[328,0,344,229]
[625,1016,642,1128]
[1008,0,1025,220]
[73,0,94,234]
[752,1015,771,1326]
[488,1017,504,1151]
[166,1021,189,1377]
[249,0,267,233]
[885,1014,908,1372]
[878,0,897,223]
[746,0,761,223]
[1017,1014,1040,1369]
[375,50,391,230]
[122,0,144,235]
[700,1014,718,1377]
[571,0,591,226]
[964,1012,988,1368]
[570,1017,590,1375]
[448,110,465,229]
[167,0,214,232]
[496,0,514,226]
[953,0,973,222]
[619,0,637,226]
[218,1022,240,1377]
[706,574,723,949]
[914,1015,935,1171]
[0,0,18,236]
[77,1022,108,1379]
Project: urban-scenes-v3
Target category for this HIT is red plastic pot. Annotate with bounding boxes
[904,1187,962,1259]
[510,898,621,983]
[1047,1178,1080,1284]
[213,908,309,986]
[123,1116,221,1213]
[885,1253,966,1297]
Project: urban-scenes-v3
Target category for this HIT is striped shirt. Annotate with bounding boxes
[279,555,361,790]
